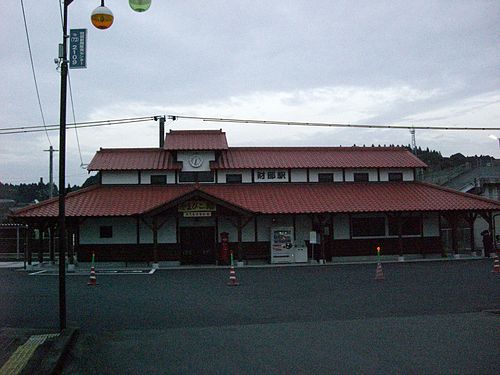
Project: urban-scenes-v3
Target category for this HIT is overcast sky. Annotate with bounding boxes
[1,0,499,185]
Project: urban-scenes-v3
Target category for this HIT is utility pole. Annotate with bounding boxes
[154,115,166,148]
[44,146,59,198]
[410,127,417,154]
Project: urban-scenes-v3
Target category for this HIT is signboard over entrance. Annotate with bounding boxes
[183,212,212,218]
[178,200,216,213]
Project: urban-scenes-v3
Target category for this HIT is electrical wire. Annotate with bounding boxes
[20,0,52,147]
[2,114,499,135]
[0,117,156,135]
[171,115,500,131]
[67,74,84,166]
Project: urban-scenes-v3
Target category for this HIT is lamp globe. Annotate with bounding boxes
[91,5,114,30]
[129,0,151,12]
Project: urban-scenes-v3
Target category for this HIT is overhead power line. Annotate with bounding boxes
[1,114,499,136]
[20,0,52,146]
[0,116,155,135]
[169,115,500,131]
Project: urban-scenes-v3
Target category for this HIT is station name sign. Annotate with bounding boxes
[178,200,216,217]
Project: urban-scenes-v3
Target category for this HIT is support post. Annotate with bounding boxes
[38,226,44,266]
[397,214,404,260]
[27,228,33,270]
[152,216,159,268]
[16,226,20,260]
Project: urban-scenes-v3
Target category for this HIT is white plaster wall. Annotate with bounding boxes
[256,216,294,241]
[423,213,439,237]
[139,220,153,244]
[157,217,177,243]
[290,169,307,182]
[309,169,343,182]
[295,215,311,246]
[379,169,414,181]
[344,169,378,182]
[177,151,215,172]
[80,217,136,244]
[140,170,176,184]
[217,169,252,183]
[101,171,139,185]
[218,217,238,241]
[333,215,350,239]
[242,220,255,242]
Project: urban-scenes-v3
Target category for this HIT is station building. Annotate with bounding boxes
[13,129,500,265]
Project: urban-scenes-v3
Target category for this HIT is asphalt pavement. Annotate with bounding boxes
[0,260,499,374]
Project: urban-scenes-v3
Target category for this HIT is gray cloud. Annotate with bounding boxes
[1,1,499,185]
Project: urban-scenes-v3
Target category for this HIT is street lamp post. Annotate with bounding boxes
[57,0,151,331]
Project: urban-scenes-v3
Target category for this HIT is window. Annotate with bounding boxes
[388,172,403,182]
[318,173,334,182]
[99,226,113,238]
[388,216,421,236]
[351,217,386,237]
[179,171,214,183]
[226,174,242,184]
[150,175,167,185]
[353,172,369,182]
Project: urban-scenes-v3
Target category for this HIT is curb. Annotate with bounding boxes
[20,328,78,375]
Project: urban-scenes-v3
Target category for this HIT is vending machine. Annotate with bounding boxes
[270,227,294,263]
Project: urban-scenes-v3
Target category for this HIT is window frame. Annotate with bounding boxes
[318,173,334,182]
[226,174,243,184]
[351,217,386,237]
[99,225,113,239]
[388,172,403,182]
[353,172,369,182]
[150,175,167,185]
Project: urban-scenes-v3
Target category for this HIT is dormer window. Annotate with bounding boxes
[226,174,243,184]
[179,171,215,183]
[388,172,403,181]
[318,173,334,182]
[353,172,369,182]
[150,175,167,185]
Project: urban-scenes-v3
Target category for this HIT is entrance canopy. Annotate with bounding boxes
[12,182,500,219]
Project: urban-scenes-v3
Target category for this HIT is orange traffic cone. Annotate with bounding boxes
[492,255,500,273]
[375,262,385,281]
[227,265,239,286]
[88,266,97,286]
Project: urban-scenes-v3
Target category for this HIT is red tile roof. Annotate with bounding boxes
[214,147,426,169]
[88,148,180,171]
[13,182,500,218]
[88,146,426,171]
[164,130,228,150]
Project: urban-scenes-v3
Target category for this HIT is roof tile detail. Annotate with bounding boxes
[164,130,228,150]
[88,149,180,171]
[13,182,500,218]
[214,147,426,169]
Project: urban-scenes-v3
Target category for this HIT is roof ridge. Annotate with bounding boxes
[226,146,409,151]
[168,130,224,134]
[98,148,165,152]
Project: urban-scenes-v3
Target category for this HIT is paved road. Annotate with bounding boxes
[1,260,499,373]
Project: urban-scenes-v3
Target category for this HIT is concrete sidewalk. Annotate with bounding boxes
[0,328,77,375]
[8,252,489,273]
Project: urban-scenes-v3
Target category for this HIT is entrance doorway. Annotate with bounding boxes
[179,227,216,264]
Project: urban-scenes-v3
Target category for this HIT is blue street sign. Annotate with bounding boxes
[69,29,87,69]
